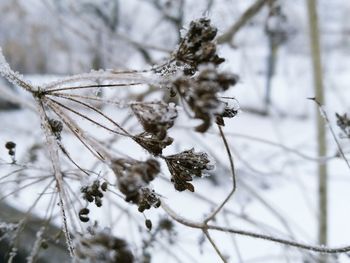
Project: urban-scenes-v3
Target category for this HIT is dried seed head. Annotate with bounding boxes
[131,102,177,140]
[336,113,350,138]
[165,149,214,192]
[216,103,239,126]
[133,132,173,155]
[137,188,161,212]
[175,18,224,74]
[80,180,106,207]
[169,64,238,132]
[112,159,161,212]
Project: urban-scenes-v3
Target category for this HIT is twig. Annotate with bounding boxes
[161,201,350,254]
[217,0,268,45]
[204,125,236,223]
[203,229,228,263]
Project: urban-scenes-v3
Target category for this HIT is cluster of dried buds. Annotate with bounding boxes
[74,228,134,263]
[164,148,213,192]
[112,159,161,212]
[336,113,350,138]
[79,180,108,222]
[174,18,224,75]
[169,64,238,132]
[131,102,178,155]
[81,180,108,207]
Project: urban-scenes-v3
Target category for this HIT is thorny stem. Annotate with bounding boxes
[204,125,236,223]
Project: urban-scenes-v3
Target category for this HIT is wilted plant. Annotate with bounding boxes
[0,16,347,263]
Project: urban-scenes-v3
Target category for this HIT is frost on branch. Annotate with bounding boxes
[164,148,214,192]
[74,227,134,263]
[0,47,33,92]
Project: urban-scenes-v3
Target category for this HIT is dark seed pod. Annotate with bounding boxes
[83,193,94,203]
[79,208,90,223]
[5,141,16,150]
[101,182,108,192]
[95,196,102,207]
[154,200,161,208]
[91,180,100,191]
[41,240,49,249]
[79,215,89,223]
[79,208,90,215]
[80,186,88,193]
[145,219,152,231]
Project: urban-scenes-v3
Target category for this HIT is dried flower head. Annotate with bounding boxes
[133,132,173,155]
[111,159,161,212]
[216,103,239,126]
[170,64,238,132]
[336,113,350,138]
[164,148,214,192]
[175,18,224,74]
[74,228,134,263]
[131,101,177,140]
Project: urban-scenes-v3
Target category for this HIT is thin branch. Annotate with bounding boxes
[204,125,236,223]
[161,201,350,254]
[217,0,268,44]
[203,229,228,263]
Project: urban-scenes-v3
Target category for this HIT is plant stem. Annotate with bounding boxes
[306,0,328,262]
